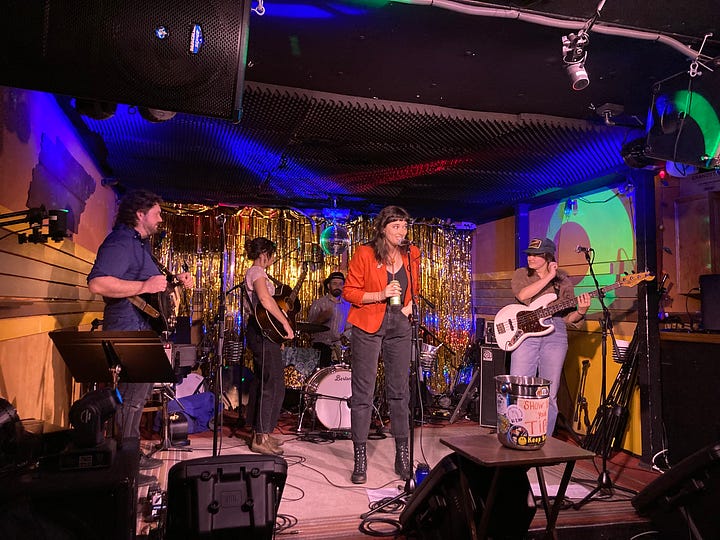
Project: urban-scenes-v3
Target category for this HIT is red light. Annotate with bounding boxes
[658,169,667,180]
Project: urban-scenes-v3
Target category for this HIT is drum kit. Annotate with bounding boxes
[282,321,357,432]
[284,322,448,434]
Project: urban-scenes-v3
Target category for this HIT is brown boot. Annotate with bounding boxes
[251,433,283,456]
[268,434,285,447]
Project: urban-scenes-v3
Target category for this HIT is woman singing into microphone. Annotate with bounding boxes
[342,205,420,484]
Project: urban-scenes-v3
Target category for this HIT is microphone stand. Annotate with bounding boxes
[574,249,635,509]
[211,215,227,456]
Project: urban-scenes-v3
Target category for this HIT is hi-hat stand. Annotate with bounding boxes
[573,250,636,509]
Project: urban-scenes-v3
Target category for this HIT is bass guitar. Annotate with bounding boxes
[255,263,309,343]
[493,271,654,352]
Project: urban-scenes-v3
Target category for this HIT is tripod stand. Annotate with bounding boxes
[151,384,192,454]
[574,252,635,509]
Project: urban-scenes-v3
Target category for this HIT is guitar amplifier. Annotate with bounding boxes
[484,322,497,345]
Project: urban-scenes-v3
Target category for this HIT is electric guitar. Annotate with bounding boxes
[493,271,654,352]
[255,263,309,344]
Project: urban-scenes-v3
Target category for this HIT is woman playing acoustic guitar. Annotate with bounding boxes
[244,237,295,455]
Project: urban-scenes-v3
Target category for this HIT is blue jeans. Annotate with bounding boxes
[349,307,412,443]
[509,317,568,437]
[117,382,153,440]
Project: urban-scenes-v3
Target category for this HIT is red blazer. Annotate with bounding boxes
[343,244,421,333]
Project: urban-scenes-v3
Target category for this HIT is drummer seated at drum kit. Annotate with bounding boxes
[307,272,353,369]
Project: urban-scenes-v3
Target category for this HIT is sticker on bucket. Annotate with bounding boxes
[495,375,550,450]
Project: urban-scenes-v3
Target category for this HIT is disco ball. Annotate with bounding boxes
[320,224,350,256]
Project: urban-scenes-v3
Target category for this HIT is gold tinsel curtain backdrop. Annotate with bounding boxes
[158,204,473,393]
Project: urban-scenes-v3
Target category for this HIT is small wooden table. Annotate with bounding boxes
[441,434,595,539]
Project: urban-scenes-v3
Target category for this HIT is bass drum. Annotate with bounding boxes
[305,365,351,430]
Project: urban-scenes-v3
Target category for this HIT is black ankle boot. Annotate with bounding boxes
[394,438,412,481]
[351,442,367,484]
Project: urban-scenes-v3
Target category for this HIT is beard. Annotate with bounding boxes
[330,288,342,298]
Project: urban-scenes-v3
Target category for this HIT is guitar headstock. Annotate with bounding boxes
[619,271,655,287]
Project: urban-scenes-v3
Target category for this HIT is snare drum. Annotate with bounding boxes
[305,365,352,430]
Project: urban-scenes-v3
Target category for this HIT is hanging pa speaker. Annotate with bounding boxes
[0,0,252,120]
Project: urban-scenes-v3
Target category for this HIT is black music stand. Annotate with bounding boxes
[50,330,177,447]
[49,330,176,386]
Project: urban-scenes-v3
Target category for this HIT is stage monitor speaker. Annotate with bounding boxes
[0,439,139,540]
[166,454,287,540]
[399,452,536,539]
[632,441,720,539]
[700,274,720,331]
[0,0,252,121]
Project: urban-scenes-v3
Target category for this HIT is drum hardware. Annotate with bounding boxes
[151,384,192,455]
[295,321,330,334]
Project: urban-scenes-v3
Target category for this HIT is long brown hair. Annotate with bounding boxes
[527,252,558,280]
[369,205,411,263]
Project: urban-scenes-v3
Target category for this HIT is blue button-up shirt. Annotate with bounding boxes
[87,224,162,331]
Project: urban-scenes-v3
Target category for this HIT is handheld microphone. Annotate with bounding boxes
[575,245,592,253]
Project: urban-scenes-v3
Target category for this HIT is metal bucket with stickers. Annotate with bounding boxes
[495,375,550,450]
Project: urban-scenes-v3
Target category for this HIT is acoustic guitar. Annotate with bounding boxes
[255,263,309,344]
[492,271,654,352]
[129,256,188,334]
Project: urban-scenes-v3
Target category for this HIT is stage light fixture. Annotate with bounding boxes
[73,98,117,120]
[566,61,589,91]
[562,31,590,91]
[69,388,121,448]
[138,107,177,122]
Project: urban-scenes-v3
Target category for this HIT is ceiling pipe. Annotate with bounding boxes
[396,0,708,61]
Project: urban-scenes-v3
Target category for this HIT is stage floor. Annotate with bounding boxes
[136,410,663,539]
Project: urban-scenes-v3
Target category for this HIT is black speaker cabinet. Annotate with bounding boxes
[700,274,720,331]
[449,346,506,426]
[660,336,720,465]
[632,442,720,539]
[399,452,536,539]
[166,454,287,539]
[479,346,507,427]
[0,439,139,540]
[0,0,252,120]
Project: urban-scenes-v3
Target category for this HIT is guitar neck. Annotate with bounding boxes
[286,265,308,304]
[536,281,623,319]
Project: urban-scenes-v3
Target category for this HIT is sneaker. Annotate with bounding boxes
[139,454,163,470]
[137,472,158,487]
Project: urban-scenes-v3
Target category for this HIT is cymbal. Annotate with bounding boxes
[295,321,329,334]
[680,292,701,300]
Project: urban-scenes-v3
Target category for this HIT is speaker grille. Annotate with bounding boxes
[1,0,251,120]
